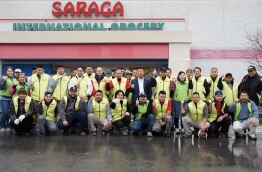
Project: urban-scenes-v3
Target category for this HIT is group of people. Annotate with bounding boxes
[0,64,261,140]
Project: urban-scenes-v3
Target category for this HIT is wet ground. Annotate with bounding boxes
[0,133,261,172]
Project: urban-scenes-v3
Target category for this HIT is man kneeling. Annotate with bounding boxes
[9,88,34,135]
[229,91,259,140]
[181,92,210,138]
[38,92,58,135]
[87,90,112,136]
[132,93,154,137]
[57,86,87,136]
[152,91,172,137]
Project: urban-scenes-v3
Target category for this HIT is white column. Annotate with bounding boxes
[168,43,191,76]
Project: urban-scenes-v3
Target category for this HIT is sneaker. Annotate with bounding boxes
[80,132,86,136]
[175,128,180,134]
[147,132,152,137]
[0,128,6,133]
[91,131,96,136]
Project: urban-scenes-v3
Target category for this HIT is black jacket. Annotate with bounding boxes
[9,98,34,121]
[238,74,262,105]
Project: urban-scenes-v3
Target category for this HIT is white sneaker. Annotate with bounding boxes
[0,128,6,133]
[147,132,152,137]
[175,128,180,134]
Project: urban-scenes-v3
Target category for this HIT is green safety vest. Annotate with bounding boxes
[234,102,252,121]
[136,101,149,119]
[173,81,189,101]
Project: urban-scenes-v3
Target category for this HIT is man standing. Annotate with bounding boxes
[69,67,93,101]
[49,65,69,105]
[9,89,34,135]
[191,67,210,102]
[206,67,220,100]
[29,64,51,121]
[229,91,259,140]
[107,68,131,99]
[238,65,262,105]
[152,67,173,99]
[131,68,152,104]
[218,73,238,106]
[84,66,95,80]
[92,67,109,99]
[87,90,112,136]
[181,92,210,137]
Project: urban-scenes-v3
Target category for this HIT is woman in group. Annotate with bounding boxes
[110,90,131,136]
[10,73,30,98]
[172,71,193,134]
[0,66,18,133]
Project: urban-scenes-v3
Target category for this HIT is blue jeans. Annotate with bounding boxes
[132,114,154,133]
[172,100,188,129]
[0,97,11,128]
[57,111,87,133]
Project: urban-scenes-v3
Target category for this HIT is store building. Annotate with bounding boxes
[0,0,261,82]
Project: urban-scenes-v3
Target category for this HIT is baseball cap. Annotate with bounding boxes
[15,68,22,73]
[215,90,223,96]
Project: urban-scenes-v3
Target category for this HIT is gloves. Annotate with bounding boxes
[19,115,25,122]
[14,119,20,125]
[113,99,120,104]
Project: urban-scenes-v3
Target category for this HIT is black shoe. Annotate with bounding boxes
[248,135,257,141]
[164,133,171,137]
[63,131,69,135]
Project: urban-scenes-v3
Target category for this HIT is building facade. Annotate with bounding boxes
[0,0,261,82]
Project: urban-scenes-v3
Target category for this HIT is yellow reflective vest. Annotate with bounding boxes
[192,76,206,101]
[111,77,128,98]
[13,96,32,114]
[222,81,238,106]
[154,99,169,120]
[206,77,219,100]
[42,99,57,121]
[92,98,108,119]
[84,73,95,80]
[188,100,206,122]
[69,76,90,100]
[63,96,81,111]
[112,99,127,121]
[154,76,171,99]
[52,74,69,101]
[208,101,226,122]
[31,73,50,101]
[92,77,108,98]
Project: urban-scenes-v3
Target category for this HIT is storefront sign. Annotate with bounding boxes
[13,22,165,31]
[52,1,124,17]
